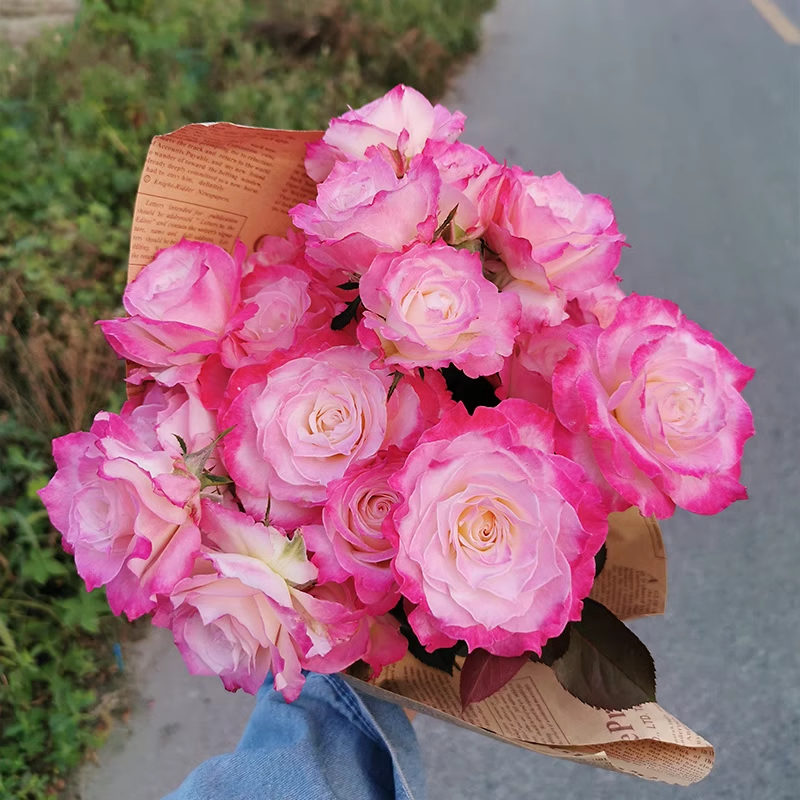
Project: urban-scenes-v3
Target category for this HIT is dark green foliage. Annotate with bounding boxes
[390,602,467,676]
[534,624,572,666]
[0,1,493,796]
[331,296,362,330]
[594,543,608,577]
[551,599,657,710]
[441,364,501,411]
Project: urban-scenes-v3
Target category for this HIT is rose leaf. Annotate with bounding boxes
[594,543,608,577]
[200,472,233,489]
[433,204,459,241]
[331,296,361,330]
[407,640,462,675]
[531,625,571,666]
[460,649,530,711]
[551,598,656,710]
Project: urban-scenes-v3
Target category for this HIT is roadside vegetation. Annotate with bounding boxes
[0,0,493,796]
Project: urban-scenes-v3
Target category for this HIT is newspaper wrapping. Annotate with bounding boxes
[127,123,714,785]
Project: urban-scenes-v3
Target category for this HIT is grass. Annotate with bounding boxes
[0,0,494,796]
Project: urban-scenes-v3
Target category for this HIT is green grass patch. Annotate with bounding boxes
[0,0,493,796]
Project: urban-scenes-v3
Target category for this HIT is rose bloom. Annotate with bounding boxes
[244,229,306,274]
[426,140,504,243]
[568,276,625,328]
[123,382,220,466]
[387,399,608,656]
[100,239,245,386]
[553,294,755,518]
[498,325,576,411]
[154,501,355,700]
[38,411,201,619]
[220,263,343,369]
[358,241,520,378]
[301,449,407,613]
[290,153,441,278]
[305,83,466,182]
[222,346,448,524]
[301,579,408,677]
[497,282,625,411]
[485,169,626,329]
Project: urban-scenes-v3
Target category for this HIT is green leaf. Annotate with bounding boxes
[594,543,607,577]
[20,548,69,585]
[54,592,108,634]
[331,296,361,330]
[183,426,234,476]
[200,472,233,489]
[407,637,461,675]
[533,625,571,666]
[390,602,462,675]
[551,598,656,710]
[387,371,403,400]
[263,496,272,526]
[455,236,480,253]
[460,649,529,710]
[25,475,49,500]
[337,280,360,291]
[174,434,188,455]
[433,203,459,240]
[0,613,18,655]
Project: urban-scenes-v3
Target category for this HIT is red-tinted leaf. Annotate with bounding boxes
[460,649,530,711]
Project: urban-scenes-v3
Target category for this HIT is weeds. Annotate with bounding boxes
[0,0,493,795]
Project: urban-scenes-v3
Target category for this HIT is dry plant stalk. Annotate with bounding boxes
[0,281,123,435]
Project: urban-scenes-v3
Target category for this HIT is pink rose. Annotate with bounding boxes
[498,324,576,411]
[482,251,567,331]
[552,295,755,518]
[154,501,329,699]
[567,276,625,328]
[305,84,465,182]
[485,169,626,329]
[124,382,220,466]
[498,280,626,410]
[302,449,407,613]
[382,368,455,453]
[38,411,201,619]
[426,140,504,243]
[290,154,441,277]
[388,399,608,656]
[100,240,245,386]
[220,264,342,369]
[222,346,433,523]
[302,580,407,677]
[245,229,306,274]
[357,242,520,378]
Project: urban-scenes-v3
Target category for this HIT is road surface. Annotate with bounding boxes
[80,2,800,798]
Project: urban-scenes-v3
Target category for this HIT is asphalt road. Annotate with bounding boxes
[80,2,800,798]
[418,2,800,799]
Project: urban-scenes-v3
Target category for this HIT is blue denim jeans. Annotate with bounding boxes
[163,673,425,799]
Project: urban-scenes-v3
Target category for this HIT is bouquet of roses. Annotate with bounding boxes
[40,86,753,783]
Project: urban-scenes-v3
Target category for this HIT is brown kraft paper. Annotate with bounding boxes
[128,125,713,785]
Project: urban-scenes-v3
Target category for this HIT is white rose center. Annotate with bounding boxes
[247,297,297,337]
[401,284,457,325]
[647,378,703,434]
[312,404,348,437]
[353,487,397,537]
[456,501,511,556]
